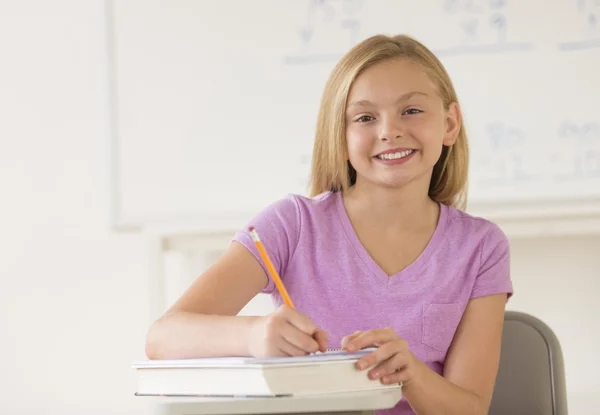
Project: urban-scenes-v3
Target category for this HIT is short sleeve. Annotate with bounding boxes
[231,194,301,294]
[471,223,513,301]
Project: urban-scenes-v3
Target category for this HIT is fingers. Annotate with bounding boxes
[344,327,398,352]
[275,305,328,355]
[252,306,330,357]
[276,338,315,357]
[280,322,321,354]
[313,328,329,352]
[363,343,405,378]
[341,330,362,348]
[342,327,417,386]
[378,356,416,386]
[380,364,408,385]
[354,341,397,370]
[278,305,319,335]
[352,337,413,386]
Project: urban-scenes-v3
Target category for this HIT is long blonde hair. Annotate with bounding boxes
[308,34,469,210]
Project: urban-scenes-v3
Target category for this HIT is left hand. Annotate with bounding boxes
[341,328,423,386]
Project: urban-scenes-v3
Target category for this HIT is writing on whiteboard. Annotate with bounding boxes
[435,0,534,56]
[443,0,508,43]
[283,0,366,65]
[283,0,535,64]
[475,121,538,186]
[558,0,600,50]
[553,121,600,179]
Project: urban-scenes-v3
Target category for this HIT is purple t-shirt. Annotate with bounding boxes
[232,191,512,415]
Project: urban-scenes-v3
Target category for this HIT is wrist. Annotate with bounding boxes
[402,355,429,392]
[243,315,262,356]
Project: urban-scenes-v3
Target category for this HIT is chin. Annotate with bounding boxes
[353,164,430,190]
[372,175,415,189]
[382,180,413,189]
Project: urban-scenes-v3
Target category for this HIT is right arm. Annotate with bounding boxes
[145,240,327,360]
[145,241,269,360]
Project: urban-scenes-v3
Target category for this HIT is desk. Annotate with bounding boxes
[146,387,402,415]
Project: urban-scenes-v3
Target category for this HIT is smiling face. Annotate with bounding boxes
[344,58,460,191]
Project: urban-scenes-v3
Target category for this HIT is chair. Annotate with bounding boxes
[489,311,569,415]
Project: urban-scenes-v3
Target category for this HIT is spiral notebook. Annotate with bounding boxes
[132,348,400,397]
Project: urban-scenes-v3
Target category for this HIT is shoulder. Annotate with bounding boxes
[291,191,340,219]
[443,204,512,299]
[231,191,340,294]
[236,191,339,250]
[253,190,338,225]
[444,204,509,253]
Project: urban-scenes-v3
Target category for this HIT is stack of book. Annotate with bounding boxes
[131,348,402,398]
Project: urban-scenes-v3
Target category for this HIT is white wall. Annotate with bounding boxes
[0,1,598,415]
[0,1,151,414]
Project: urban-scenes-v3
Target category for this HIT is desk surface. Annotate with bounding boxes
[144,387,403,415]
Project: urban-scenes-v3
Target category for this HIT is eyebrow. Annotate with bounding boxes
[347,91,429,108]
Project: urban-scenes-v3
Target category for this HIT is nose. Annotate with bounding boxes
[378,116,404,141]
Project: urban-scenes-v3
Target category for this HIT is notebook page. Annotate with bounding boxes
[132,348,377,368]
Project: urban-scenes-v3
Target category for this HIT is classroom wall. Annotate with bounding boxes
[0,1,597,415]
[0,2,150,414]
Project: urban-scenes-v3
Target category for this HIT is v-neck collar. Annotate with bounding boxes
[334,190,448,287]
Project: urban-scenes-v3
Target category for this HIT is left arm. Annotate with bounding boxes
[401,293,507,414]
[344,293,507,415]
[344,224,512,414]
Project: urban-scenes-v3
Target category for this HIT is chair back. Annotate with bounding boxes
[489,311,568,415]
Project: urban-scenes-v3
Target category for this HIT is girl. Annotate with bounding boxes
[145,34,513,415]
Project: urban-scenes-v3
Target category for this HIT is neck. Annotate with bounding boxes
[343,177,439,231]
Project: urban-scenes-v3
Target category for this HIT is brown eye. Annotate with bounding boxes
[403,108,423,115]
[356,115,374,122]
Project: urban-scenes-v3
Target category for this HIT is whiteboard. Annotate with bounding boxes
[108,0,600,229]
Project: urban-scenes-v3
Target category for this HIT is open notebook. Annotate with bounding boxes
[132,348,401,397]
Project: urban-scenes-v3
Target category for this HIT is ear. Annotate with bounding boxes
[442,102,461,146]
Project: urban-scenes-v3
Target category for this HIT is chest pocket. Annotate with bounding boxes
[421,303,464,353]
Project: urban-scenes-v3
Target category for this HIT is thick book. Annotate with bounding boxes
[132,348,401,397]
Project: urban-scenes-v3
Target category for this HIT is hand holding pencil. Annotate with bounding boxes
[247,226,328,358]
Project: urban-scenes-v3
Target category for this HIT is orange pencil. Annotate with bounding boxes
[248,226,295,309]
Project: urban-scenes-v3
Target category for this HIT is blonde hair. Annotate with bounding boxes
[308,34,469,210]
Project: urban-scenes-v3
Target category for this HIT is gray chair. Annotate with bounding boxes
[489,311,568,415]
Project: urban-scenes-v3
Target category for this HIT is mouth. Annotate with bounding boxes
[374,149,416,160]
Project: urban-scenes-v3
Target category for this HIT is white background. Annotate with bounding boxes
[0,1,598,414]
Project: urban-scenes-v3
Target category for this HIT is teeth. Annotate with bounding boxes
[378,150,414,160]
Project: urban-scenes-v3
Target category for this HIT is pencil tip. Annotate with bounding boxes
[248,226,255,232]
